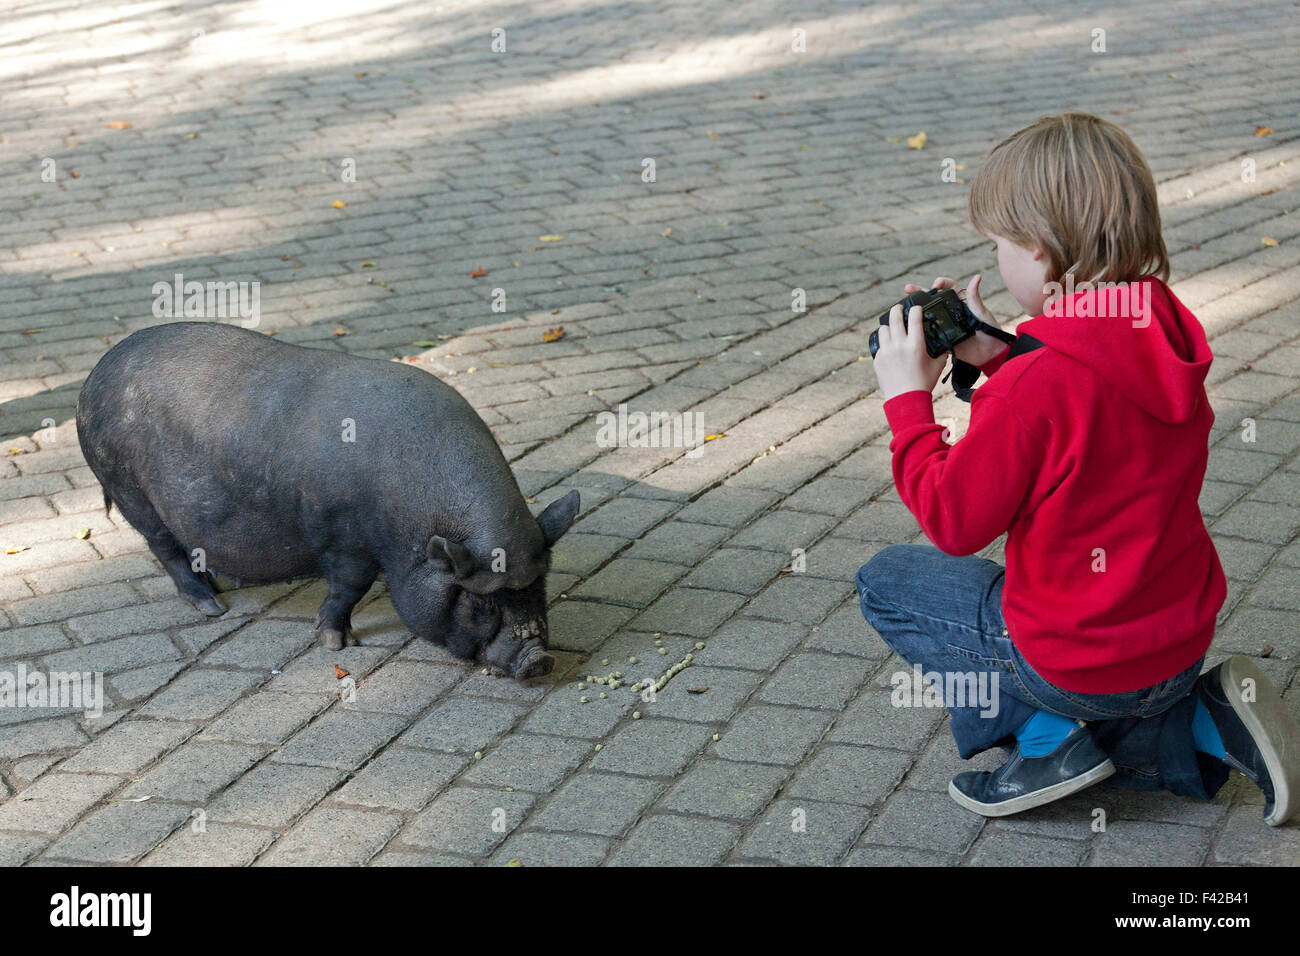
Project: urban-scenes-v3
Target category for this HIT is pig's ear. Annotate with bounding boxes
[427,535,477,579]
[537,490,580,546]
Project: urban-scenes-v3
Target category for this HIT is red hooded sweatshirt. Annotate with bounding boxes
[882,279,1226,693]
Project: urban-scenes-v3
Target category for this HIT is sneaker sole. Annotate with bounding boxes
[1218,656,1300,827]
[947,759,1116,818]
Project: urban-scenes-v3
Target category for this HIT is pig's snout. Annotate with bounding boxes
[513,642,554,680]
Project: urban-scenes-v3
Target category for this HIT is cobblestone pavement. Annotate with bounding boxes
[1,0,1298,867]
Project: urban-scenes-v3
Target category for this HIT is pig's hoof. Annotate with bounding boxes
[344,633,360,647]
[193,595,227,617]
[317,627,346,651]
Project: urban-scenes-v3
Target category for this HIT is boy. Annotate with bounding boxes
[861,113,1300,824]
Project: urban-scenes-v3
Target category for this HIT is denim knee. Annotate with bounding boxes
[855,543,915,611]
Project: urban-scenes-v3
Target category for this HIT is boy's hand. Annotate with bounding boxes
[872,304,948,400]
[905,275,1007,368]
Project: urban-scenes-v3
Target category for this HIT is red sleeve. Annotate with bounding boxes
[882,388,1044,556]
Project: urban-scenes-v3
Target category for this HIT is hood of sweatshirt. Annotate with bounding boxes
[1016,279,1214,425]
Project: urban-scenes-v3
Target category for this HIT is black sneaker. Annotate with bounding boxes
[1196,656,1300,827]
[948,725,1115,817]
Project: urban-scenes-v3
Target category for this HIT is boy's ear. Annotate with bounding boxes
[537,490,580,546]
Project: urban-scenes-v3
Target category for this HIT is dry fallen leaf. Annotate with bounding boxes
[1255,125,1274,137]
[661,227,672,237]
[704,433,726,441]
[468,267,487,278]
[5,547,29,555]
[8,448,26,455]
[538,234,563,242]
[332,200,347,209]
[686,687,709,694]
[360,261,376,268]
[332,327,348,336]
[907,131,927,150]
[75,528,91,540]
[334,665,350,679]
[1261,237,1279,246]
[542,327,565,343]
[105,121,131,130]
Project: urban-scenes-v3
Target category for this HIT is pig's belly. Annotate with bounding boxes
[151,482,323,583]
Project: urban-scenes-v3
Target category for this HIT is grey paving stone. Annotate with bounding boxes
[268,645,393,694]
[843,845,958,866]
[460,734,591,792]
[829,687,943,752]
[107,661,188,704]
[658,759,789,821]
[624,520,732,565]
[590,719,716,777]
[522,687,628,739]
[142,823,276,866]
[758,652,873,710]
[968,830,1087,866]
[0,624,70,659]
[861,788,986,856]
[632,588,747,637]
[701,617,807,671]
[681,548,788,593]
[400,697,528,753]
[784,745,912,808]
[259,808,402,865]
[274,710,408,770]
[745,575,855,625]
[493,831,611,867]
[547,600,636,653]
[206,763,346,828]
[642,665,763,724]
[1088,820,1211,867]
[45,801,190,864]
[608,814,740,866]
[737,798,871,865]
[60,719,195,774]
[42,632,181,676]
[0,833,49,866]
[728,510,836,552]
[335,749,467,812]
[712,706,832,765]
[344,660,463,716]
[1211,804,1300,865]
[0,717,88,760]
[199,691,333,745]
[136,669,265,720]
[123,742,266,803]
[549,532,630,576]
[570,558,686,606]
[532,772,663,837]
[402,787,536,857]
[200,618,317,668]
[0,772,122,835]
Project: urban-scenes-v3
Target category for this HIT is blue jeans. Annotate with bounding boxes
[856,544,1230,800]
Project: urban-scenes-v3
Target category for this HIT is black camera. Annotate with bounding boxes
[868,287,981,359]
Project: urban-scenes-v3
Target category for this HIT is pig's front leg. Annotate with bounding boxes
[314,553,380,650]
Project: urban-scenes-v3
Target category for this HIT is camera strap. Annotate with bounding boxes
[950,321,1042,403]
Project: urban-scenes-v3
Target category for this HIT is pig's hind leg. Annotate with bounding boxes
[315,553,380,650]
[108,487,227,617]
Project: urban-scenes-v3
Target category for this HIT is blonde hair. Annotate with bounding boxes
[969,113,1169,285]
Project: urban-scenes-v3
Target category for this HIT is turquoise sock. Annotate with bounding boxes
[1015,710,1079,757]
[1191,698,1226,759]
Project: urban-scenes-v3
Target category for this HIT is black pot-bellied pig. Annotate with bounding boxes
[76,321,578,680]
